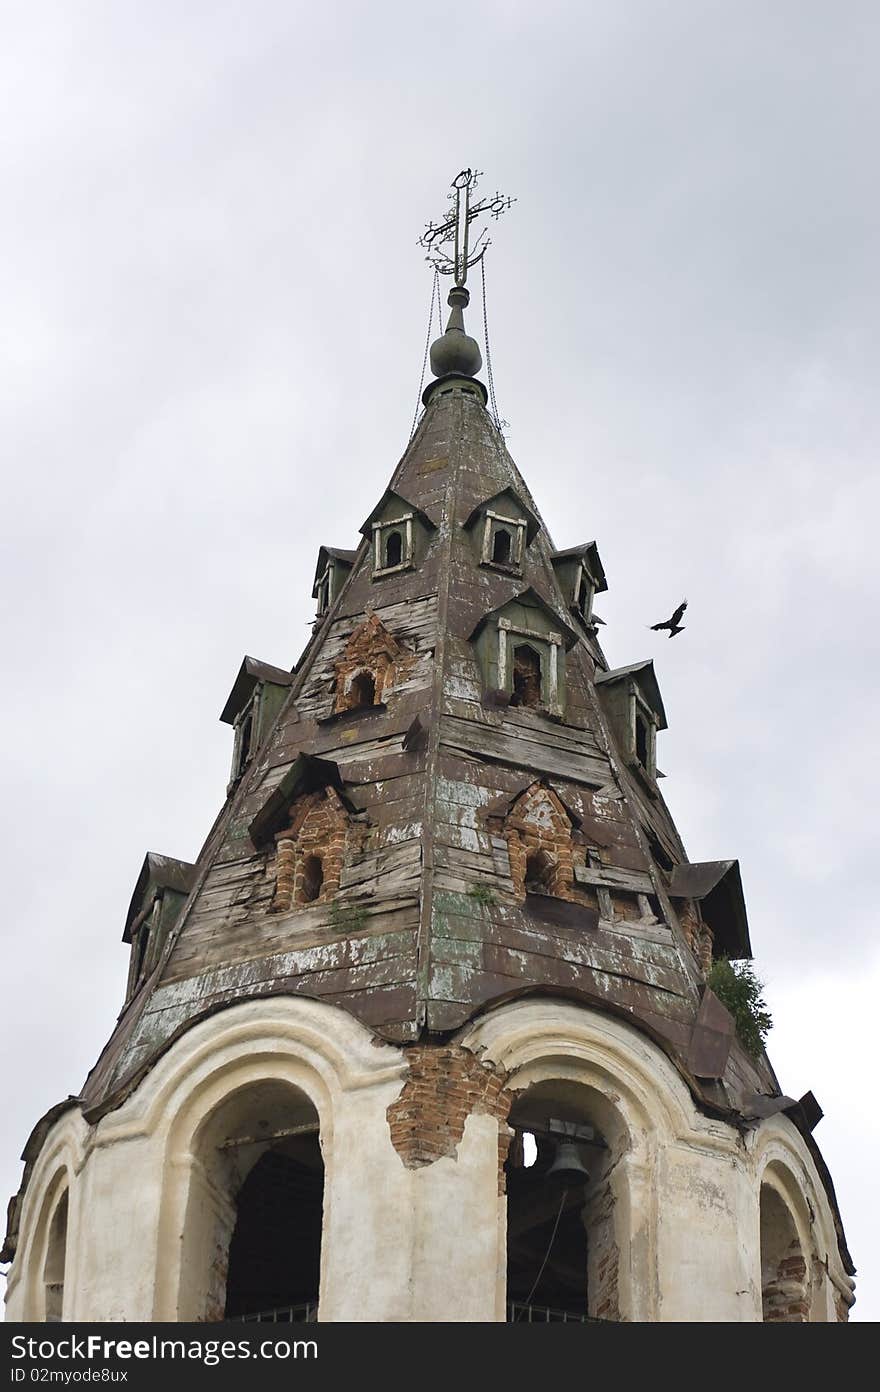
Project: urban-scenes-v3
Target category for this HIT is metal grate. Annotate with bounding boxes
[507,1301,595,1323]
[233,1302,318,1324]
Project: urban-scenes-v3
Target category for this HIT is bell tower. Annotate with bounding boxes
[3,172,854,1324]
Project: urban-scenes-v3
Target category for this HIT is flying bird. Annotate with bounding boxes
[649,599,687,638]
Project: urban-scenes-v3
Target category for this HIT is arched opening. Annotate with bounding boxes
[510,645,542,708]
[492,527,512,565]
[506,1080,619,1322]
[348,670,376,710]
[760,1184,809,1322]
[384,530,403,569]
[180,1080,323,1323]
[298,853,324,904]
[43,1190,68,1323]
[525,848,555,895]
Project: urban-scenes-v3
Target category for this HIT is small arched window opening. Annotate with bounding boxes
[299,854,324,904]
[43,1190,68,1323]
[511,645,542,708]
[635,713,649,768]
[525,849,555,894]
[348,670,376,710]
[384,530,403,569]
[492,527,512,565]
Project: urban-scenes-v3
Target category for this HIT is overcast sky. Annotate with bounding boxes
[1,0,877,1319]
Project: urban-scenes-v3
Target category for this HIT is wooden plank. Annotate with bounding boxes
[439,715,610,786]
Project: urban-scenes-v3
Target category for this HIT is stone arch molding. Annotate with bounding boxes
[6,1116,85,1322]
[8,998,408,1323]
[137,999,406,1320]
[750,1122,854,1320]
[460,997,720,1322]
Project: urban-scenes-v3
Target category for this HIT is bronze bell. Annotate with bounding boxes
[546,1137,591,1187]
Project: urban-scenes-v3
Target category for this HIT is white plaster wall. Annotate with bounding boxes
[655,1142,758,1321]
[409,1112,503,1322]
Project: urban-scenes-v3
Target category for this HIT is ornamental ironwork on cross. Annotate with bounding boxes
[419,168,515,287]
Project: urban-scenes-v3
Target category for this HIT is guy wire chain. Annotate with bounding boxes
[411,268,442,439]
[481,256,502,430]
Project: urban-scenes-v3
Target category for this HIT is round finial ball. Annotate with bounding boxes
[429,283,483,379]
[430,328,483,379]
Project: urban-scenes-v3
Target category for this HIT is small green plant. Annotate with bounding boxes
[706,957,773,1059]
[328,901,367,933]
[467,884,496,907]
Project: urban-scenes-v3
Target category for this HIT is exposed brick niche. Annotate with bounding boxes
[386,1045,513,1192]
[271,787,350,912]
[333,612,416,714]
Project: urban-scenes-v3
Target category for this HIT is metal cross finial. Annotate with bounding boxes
[419,169,515,288]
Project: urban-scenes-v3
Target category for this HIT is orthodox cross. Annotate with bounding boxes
[419,169,515,287]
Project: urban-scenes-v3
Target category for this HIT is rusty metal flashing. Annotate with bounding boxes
[248,754,347,847]
[670,859,753,961]
[686,986,735,1079]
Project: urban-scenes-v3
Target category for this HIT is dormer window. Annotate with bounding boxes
[360,489,436,582]
[469,589,577,719]
[221,656,294,793]
[312,547,357,619]
[373,515,414,575]
[122,854,196,1004]
[481,510,526,572]
[551,542,607,629]
[595,661,667,791]
[464,488,539,576]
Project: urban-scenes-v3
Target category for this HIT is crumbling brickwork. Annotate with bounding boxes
[505,783,577,900]
[674,897,714,972]
[387,1045,513,1191]
[333,612,416,713]
[271,788,349,913]
[585,1181,620,1321]
[762,1239,809,1322]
